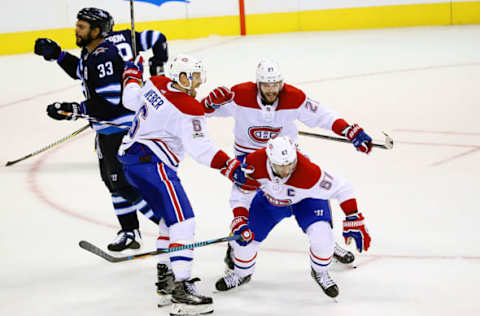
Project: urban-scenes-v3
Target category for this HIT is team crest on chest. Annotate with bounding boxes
[248,126,282,143]
[265,193,291,206]
[93,47,108,56]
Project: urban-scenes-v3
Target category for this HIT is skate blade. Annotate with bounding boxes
[170,303,213,316]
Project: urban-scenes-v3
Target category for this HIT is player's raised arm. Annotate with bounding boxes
[200,86,235,115]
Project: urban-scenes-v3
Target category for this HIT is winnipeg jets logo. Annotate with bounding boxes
[248,126,281,143]
[93,47,108,56]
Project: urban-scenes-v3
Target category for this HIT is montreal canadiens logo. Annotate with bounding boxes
[265,193,291,206]
[248,126,282,143]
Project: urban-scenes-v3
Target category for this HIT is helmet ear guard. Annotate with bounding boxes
[166,54,206,90]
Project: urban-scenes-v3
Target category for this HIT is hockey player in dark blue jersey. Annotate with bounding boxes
[34,7,167,253]
[106,29,168,76]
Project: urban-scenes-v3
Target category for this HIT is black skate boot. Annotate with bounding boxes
[224,243,234,271]
[215,271,252,291]
[156,263,175,307]
[311,268,339,298]
[170,278,213,316]
[107,229,142,252]
[333,242,355,264]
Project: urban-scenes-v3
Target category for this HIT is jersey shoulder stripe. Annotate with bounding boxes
[231,82,260,110]
[245,148,270,180]
[285,152,321,189]
[149,76,205,116]
[277,84,306,110]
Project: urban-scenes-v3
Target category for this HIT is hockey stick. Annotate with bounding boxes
[79,235,241,263]
[57,111,130,130]
[129,0,137,58]
[5,124,90,167]
[299,131,394,150]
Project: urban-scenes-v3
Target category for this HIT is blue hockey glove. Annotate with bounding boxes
[34,38,61,61]
[343,212,371,253]
[342,124,373,154]
[231,216,254,246]
[220,159,260,191]
[46,102,85,120]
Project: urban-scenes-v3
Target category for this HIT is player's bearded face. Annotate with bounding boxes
[259,82,282,104]
[75,20,95,47]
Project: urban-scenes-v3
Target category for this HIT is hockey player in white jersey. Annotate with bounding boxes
[118,54,259,315]
[214,136,372,298]
[201,58,373,267]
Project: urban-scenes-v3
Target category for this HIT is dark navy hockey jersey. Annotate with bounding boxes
[105,29,168,63]
[56,29,167,135]
[57,40,132,135]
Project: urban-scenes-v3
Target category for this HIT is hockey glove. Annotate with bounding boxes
[149,57,165,76]
[343,212,371,253]
[342,124,372,154]
[34,38,61,61]
[221,159,260,191]
[231,216,254,246]
[123,56,144,87]
[46,102,85,120]
[201,86,234,110]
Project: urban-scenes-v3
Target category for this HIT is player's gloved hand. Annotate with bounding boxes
[231,216,254,246]
[201,86,234,110]
[34,38,61,61]
[220,159,260,191]
[123,56,144,87]
[343,212,371,253]
[148,57,165,76]
[342,124,372,154]
[46,102,85,120]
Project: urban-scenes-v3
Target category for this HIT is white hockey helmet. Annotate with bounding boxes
[256,58,283,84]
[266,136,297,177]
[167,54,206,89]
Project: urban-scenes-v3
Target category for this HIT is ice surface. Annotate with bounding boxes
[1,25,479,316]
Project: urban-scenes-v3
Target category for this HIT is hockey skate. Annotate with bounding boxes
[170,278,213,316]
[311,268,339,298]
[333,242,355,264]
[215,270,252,291]
[156,263,175,307]
[107,229,142,252]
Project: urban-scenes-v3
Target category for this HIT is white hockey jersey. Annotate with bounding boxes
[205,82,349,156]
[119,76,227,171]
[245,148,357,213]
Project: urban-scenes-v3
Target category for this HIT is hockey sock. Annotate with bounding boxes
[307,221,334,273]
[168,218,195,281]
[111,193,139,231]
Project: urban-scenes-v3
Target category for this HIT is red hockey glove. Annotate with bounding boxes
[123,56,144,87]
[201,86,234,110]
[343,212,371,253]
[220,159,260,191]
[342,124,373,154]
[231,216,254,246]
